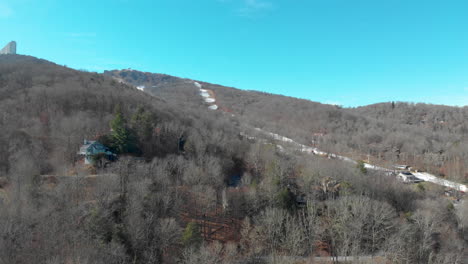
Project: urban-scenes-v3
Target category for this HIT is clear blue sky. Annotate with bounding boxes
[1,0,468,107]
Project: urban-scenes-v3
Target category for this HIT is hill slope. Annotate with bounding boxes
[0,55,179,174]
[0,55,252,263]
[0,57,465,263]
[105,69,468,182]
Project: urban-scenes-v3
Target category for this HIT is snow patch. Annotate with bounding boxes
[253,127,467,191]
[200,92,210,98]
[195,83,219,111]
[137,86,145,91]
[414,172,467,192]
[364,163,388,171]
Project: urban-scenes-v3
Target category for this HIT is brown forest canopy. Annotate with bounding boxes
[0,55,242,175]
[106,69,468,182]
[0,55,466,264]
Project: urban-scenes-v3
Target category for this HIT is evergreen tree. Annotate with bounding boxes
[356,160,368,174]
[131,106,153,142]
[110,107,136,154]
[130,106,154,156]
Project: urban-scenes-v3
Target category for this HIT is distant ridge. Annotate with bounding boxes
[0,41,16,55]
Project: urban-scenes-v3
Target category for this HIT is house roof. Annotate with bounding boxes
[78,140,114,156]
[78,141,96,155]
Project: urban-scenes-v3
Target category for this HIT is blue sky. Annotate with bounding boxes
[1,0,468,107]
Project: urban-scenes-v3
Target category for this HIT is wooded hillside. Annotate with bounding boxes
[106,69,468,183]
[0,57,465,263]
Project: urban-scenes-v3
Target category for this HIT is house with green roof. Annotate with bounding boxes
[77,140,116,165]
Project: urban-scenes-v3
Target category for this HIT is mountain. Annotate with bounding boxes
[0,56,466,263]
[0,55,178,174]
[0,55,251,262]
[105,69,468,182]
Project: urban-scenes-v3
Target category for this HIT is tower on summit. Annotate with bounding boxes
[0,41,17,55]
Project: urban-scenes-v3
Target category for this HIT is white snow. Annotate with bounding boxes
[239,132,256,140]
[200,92,210,98]
[136,85,145,91]
[414,172,467,192]
[276,145,285,152]
[252,127,467,191]
[196,84,220,111]
[339,156,356,163]
[363,163,389,171]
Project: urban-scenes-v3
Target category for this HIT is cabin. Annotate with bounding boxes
[77,140,116,165]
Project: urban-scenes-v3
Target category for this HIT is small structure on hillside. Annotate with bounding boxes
[77,140,116,165]
[397,171,423,183]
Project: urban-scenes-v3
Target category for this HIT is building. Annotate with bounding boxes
[0,41,16,55]
[397,171,423,183]
[77,140,116,165]
[394,164,410,170]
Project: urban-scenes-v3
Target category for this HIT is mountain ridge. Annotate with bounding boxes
[105,68,468,182]
[104,69,467,109]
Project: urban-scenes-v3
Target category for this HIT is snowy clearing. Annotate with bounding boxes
[414,172,467,192]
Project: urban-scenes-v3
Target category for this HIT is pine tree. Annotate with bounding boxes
[356,160,368,174]
[110,108,133,154]
[131,106,153,142]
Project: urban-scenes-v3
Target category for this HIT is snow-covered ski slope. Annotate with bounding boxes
[255,128,467,192]
[195,82,218,110]
[192,81,467,192]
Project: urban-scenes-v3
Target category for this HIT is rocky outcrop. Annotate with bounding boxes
[0,41,16,55]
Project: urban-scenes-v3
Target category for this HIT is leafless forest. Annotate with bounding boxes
[0,55,466,263]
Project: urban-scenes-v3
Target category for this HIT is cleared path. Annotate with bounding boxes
[254,128,467,192]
